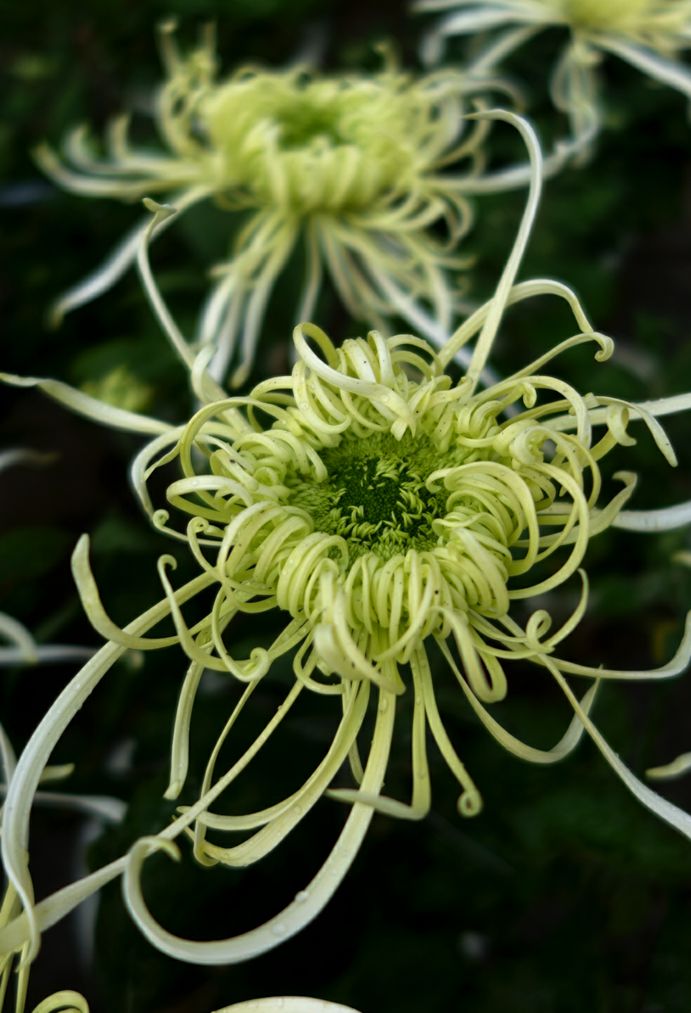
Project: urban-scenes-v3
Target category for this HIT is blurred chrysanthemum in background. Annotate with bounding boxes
[35,25,525,386]
[416,0,691,141]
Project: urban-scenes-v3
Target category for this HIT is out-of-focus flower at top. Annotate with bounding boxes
[415,0,691,141]
[35,24,535,387]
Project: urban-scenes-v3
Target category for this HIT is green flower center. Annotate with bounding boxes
[287,432,448,559]
[273,98,345,150]
[199,71,432,213]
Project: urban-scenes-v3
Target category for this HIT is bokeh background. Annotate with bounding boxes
[2,1,691,1010]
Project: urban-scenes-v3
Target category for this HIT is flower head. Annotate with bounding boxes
[3,111,691,991]
[146,319,616,711]
[4,278,690,997]
[36,25,510,385]
[4,295,681,973]
[416,0,691,140]
[129,309,689,820]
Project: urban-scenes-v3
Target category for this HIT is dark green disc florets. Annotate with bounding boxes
[287,431,448,559]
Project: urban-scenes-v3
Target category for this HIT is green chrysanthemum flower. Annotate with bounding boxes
[2,115,690,990]
[122,312,690,840]
[35,25,530,386]
[416,0,691,140]
[3,278,691,977]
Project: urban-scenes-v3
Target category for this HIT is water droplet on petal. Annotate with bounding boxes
[295,889,310,903]
[271,921,287,937]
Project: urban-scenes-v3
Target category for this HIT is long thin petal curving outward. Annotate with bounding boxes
[647,752,691,780]
[462,110,543,391]
[0,555,212,960]
[439,638,599,765]
[0,372,170,436]
[213,1001,362,1013]
[600,36,691,99]
[0,612,94,668]
[47,185,210,326]
[30,990,90,1013]
[614,501,691,532]
[546,612,691,681]
[120,690,395,964]
[547,659,691,842]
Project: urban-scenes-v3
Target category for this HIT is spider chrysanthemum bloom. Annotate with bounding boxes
[4,305,689,974]
[36,277,689,978]
[35,25,517,385]
[3,115,690,980]
[129,313,690,831]
[416,0,691,139]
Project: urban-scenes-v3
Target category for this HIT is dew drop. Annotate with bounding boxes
[295,889,310,904]
[271,921,287,937]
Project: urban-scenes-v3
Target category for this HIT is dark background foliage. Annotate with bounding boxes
[1,1,691,1011]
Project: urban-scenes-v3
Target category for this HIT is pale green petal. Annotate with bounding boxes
[0,372,170,437]
[647,753,691,780]
[614,501,691,532]
[328,678,429,820]
[547,611,691,681]
[463,110,543,392]
[439,639,599,764]
[600,35,691,98]
[121,692,395,964]
[193,683,369,864]
[0,551,210,960]
[30,990,90,1013]
[213,999,361,1013]
[547,660,691,841]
